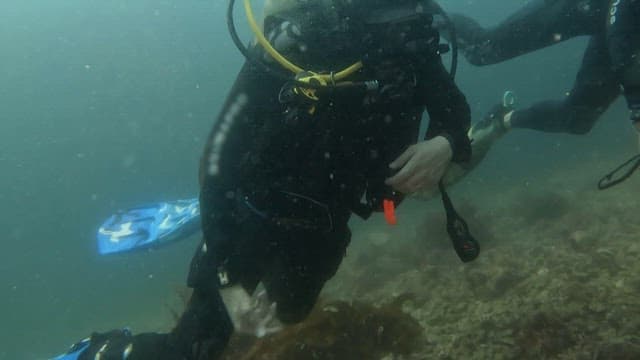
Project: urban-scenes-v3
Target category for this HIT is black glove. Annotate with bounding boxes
[74,329,178,360]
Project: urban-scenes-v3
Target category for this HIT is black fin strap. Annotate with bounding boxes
[598,154,640,190]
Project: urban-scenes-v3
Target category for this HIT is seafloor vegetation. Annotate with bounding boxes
[212,161,640,360]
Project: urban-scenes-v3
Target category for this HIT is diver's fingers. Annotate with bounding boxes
[396,167,441,194]
[385,159,416,188]
[406,173,427,193]
[389,145,417,170]
[405,170,435,194]
[388,166,427,194]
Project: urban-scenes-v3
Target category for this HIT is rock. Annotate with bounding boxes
[594,341,640,360]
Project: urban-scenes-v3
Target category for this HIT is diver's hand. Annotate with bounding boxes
[220,284,283,338]
[385,136,453,194]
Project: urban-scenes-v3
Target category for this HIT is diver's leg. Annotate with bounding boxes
[263,212,351,324]
[509,35,620,134]
[164,56,287,358]
[168,225,276,359]
[166,286,234,360]
[167,200,273,358]
[453,0,601,65]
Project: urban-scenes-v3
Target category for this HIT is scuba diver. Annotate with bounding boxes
[440,0,640,186]
[55,0,474,359]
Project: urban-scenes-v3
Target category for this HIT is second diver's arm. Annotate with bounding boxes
[450,0,600,66]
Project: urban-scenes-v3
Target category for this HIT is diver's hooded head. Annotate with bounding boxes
[259,0,440,68]
[263,0,332,20]
[262,0,433,25]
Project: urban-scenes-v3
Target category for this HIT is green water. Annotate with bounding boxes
[1,0,637,358]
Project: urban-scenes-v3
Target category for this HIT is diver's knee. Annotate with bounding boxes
[274,286,324,325]
[568,118,597,135]
[571,126,592,135]
[276,300,316,325]
[567,106,601,134]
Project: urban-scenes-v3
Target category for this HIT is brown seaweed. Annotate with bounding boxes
[221,298,424,360]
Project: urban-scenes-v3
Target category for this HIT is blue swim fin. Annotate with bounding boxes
[97,198,201,255]
[49,338,90,360]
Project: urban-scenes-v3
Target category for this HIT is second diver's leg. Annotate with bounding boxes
[167,286,234,360]
[509,35,621,134]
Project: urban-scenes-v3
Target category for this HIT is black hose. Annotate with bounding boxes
[441,10,458,78]
[227,0,291,81]
[428,0,458,78]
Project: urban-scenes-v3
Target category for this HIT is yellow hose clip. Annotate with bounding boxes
[293,71,329,102]
[291,71,330,114]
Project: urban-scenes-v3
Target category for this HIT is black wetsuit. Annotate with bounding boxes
[77,2,471,359]
[453,0,640,132]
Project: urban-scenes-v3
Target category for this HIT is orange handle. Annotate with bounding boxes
[383,199,397,225]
